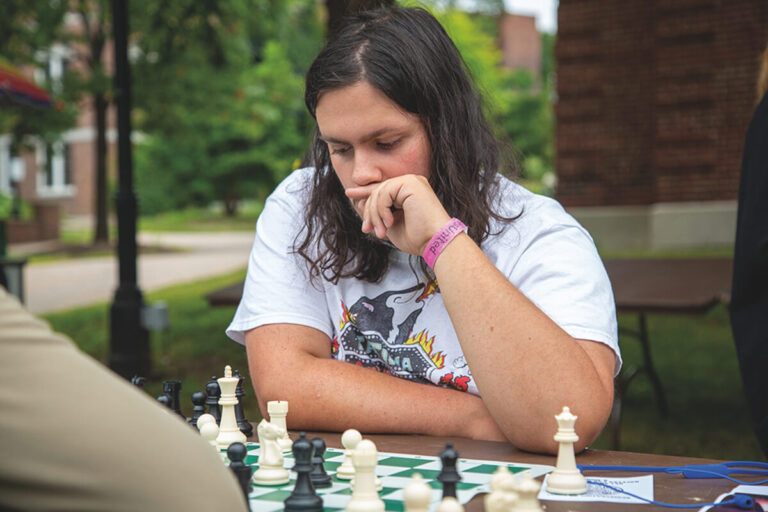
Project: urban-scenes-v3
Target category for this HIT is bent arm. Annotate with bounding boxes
[348,175,616,453]
[244,323,507,441]
[433,234,616,453]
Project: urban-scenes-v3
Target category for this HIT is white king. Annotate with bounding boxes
[215,365,247,450]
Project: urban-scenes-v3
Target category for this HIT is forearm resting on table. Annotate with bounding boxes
[244,324,506,441]
[432,234,616,454]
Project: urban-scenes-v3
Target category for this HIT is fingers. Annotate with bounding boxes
[346,183,399,239]
[345,175,444,252]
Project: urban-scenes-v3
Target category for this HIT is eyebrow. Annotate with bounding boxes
[319,127,403,145]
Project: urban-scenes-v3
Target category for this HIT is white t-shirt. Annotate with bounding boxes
[227,167,621,395]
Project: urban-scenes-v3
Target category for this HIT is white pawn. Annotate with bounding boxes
[403,473,431,512]
[545,406,587,495]
[197,413,217,429]
[252,419,290,485]
[267,400,293,451]
[515,473,543,512]
[484,466,518,512]
[199,420,219,449]
[345,439,384,512]
[336,429,361,480]
[437,496,464,512]
[215,365,247,450]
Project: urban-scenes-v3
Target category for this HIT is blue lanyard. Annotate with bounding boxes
[578,461,768,485]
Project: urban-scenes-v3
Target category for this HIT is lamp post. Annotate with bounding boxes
[108,0,150,379]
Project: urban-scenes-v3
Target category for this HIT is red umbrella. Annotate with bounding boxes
[0,61,52,108]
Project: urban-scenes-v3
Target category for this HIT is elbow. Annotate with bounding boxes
[507,394,613,455]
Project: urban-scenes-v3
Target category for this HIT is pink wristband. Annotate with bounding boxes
[422,218,468,269]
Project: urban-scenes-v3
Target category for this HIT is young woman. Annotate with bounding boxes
[227,6,620,454]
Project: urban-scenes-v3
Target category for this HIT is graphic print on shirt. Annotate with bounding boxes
[335,280,457,385]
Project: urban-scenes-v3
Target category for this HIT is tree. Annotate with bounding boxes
[130,0,323,216]
[433,6,555,194]
[0,0,119,244]
[69,0,112,244]
[0,1,77,157]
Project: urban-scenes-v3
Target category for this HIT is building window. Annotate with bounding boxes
[0,135,10,195]
[36,139,75,197]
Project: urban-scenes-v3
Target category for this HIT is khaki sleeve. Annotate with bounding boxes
[0,289,249,511]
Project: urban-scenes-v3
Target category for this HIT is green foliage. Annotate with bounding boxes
[0,193,32,220]
[131,0,321,215]
[416,4,555,194]
[0,1,80,146]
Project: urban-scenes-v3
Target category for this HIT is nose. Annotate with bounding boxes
[351,151,382,187]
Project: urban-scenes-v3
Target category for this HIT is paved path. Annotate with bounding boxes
[20,232,254,314]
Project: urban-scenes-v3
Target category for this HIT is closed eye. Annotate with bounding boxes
[330,145,351,156]
[377,139,401,150]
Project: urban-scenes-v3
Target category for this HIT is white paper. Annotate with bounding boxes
[699,485,768,511]
[539,475,654,504]
[729,485,768,496]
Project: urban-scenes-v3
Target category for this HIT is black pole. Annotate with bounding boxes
[109,0,150,378]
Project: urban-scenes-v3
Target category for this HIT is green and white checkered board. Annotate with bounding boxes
[238,442,553,511]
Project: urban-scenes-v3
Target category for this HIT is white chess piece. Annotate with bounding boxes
[545,406,587,495]
[484,466,518,512]
[267,400,293,451]
[199,420,219,448]
[345,439,384,512]
[437,496,464,512]
[215,366,247,450]
[252,419,290,485]
[515,473,543,512]
[336,429,362,480]
[196,413,216,429]
[403,473,431,512]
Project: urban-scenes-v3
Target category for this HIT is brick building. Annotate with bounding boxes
[556,0,768,249]
[498,13,541,74]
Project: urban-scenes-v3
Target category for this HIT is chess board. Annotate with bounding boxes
[238,442,554,511]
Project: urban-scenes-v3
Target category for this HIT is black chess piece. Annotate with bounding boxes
[130,375,146,388]
[284,432,323,512]
[156,394,171,408]
[189,391,207,429]
[233,369,253,437]
[227,442,253,508]
[162,380,186,420]
[205,376,222,424]
[309,437,332,488]
[437,442,462,499]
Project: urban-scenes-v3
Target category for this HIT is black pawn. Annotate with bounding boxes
[233,370,253,437]
[156,394,171,408]
[205,376,222,424]
[189,391,207,429]
[437,442,462,499]
[162,380,186,420]
[284,432,323,512]
[309,437,332,488]
[227,442,253,508]
[130,375,146,388]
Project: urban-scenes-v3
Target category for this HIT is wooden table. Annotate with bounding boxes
[604,258,733,448]
[295,431,748,511]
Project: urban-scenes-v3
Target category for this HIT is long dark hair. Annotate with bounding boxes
[297,6,518,283]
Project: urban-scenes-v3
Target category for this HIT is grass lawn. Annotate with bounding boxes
[138,201,264,232]
[43,268,264,427]
[590,304,764,460]
[42,267,764,461]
